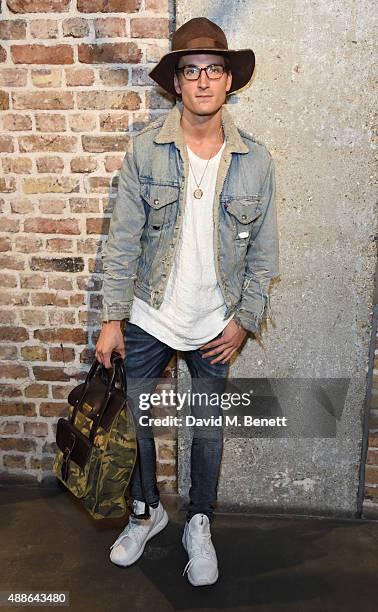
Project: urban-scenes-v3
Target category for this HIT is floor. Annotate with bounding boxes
[0,485,377,612]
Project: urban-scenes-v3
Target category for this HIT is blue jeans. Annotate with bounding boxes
[124,322,229,523]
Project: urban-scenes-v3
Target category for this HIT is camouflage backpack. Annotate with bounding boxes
[53,351,140,519]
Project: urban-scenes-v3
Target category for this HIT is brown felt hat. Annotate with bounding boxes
[149,17,255,97]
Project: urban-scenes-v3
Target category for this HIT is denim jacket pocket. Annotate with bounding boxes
[225,196,262,244]
[140,183,179,229]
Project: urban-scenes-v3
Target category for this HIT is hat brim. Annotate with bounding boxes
[148,48,255,97]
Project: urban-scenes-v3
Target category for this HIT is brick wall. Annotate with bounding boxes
[362,309,378,517]
[0,0,177,492]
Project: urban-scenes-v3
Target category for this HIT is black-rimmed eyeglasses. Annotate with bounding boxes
[175,64,227,81]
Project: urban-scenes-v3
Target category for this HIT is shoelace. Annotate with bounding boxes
[109,515,151,550]
[182,532,213,577]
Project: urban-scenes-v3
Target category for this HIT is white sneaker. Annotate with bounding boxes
[109,499,168,567]
[182,513,219,586]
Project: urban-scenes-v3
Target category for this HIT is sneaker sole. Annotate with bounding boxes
[110,509,169,568]
[187,570,219,587]
[182,529,219,586]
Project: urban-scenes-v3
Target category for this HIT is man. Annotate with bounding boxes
[96,17,279,586]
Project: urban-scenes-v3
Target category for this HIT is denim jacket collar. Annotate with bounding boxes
[153,99,249,155]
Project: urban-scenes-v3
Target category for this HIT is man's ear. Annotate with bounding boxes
[226,70,232,93]
[173,71,182,95]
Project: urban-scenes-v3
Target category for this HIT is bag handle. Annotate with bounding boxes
[88,351,125,445]
[106,351,127,395]
[69,351,126,425]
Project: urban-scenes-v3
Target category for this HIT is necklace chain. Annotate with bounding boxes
[186,124,224,199]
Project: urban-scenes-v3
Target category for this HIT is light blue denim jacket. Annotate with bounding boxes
[101,100,280,336]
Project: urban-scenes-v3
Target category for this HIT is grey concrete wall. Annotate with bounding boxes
[176,1,377,516]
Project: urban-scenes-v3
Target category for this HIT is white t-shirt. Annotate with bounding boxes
[129,140,234,349]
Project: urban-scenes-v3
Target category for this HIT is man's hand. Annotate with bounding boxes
[199,318,248,365]
[95,321,126,369]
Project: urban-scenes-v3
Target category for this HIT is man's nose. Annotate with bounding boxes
[197,69,210,88]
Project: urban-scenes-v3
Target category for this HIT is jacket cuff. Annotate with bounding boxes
[233,309,261,335]
[234,270,278,335]
[234,284,274,335]
[102,301,132,322]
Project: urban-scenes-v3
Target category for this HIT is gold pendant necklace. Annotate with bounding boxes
[187,124,224,199]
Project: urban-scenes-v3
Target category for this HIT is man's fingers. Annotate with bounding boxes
[209,346,238,365]
[96,350,110,368]
[199,336,224,350]
[202,344,230,359]
[95,349,103,363]
[201,341,234,358]
[208,348,233,365]
[115,349,126,363]
[106,348,126,369]
[201,328,245,353]
[217,347,238,365]
[96,346,125,369]
[95,322,126,369]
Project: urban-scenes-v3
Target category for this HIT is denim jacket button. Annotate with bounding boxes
[242,214,247,220]
[154,199,159,205]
